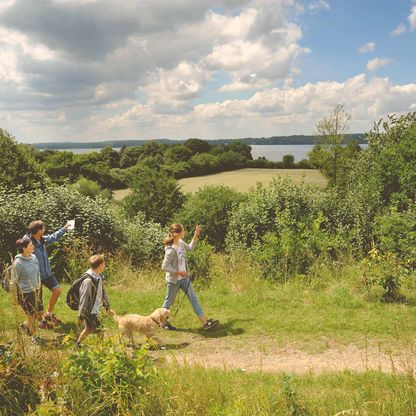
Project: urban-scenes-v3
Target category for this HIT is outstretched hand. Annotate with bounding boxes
[194,225,202,238]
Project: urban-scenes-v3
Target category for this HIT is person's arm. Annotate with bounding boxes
[78,278,92,319]
[102,278,110,311]
[11,262,21,286]
[44,226,68,246]
[183,225,202,251]
[161,247,178,275]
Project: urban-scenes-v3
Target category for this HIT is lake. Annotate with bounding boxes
[50,143,367,162]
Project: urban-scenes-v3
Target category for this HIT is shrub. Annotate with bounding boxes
[0,185,123,266]
[187,240,215,286]
[374,205,416,269]
[123,166,185,226]
[72,177,112,200]
[361,247,407,302]
[226,178,321,251]
[176,186,245,251]
[62,341,153,415]
[121,212,165,266]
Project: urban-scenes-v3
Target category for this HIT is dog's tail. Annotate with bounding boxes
[108,308,121,323]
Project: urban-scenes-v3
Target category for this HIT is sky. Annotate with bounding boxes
[0,0,415,143]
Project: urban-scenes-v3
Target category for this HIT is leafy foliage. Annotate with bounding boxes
[186,240,215,286]
[176,186,245,250]
[123,166,185,226]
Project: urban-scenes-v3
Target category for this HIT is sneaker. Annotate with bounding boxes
[45,313,62,326]
[161,321,177,331]
[203,319,219,331]
[39,319,54,330]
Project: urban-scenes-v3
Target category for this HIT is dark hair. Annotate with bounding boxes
[89,254,105,269]
[163,223,184,246]
[28,220,45,235]
[16,238,31,254]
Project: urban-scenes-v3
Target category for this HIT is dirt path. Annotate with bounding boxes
[153,333,416,375]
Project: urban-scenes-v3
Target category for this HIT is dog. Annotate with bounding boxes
[108,307,170,345]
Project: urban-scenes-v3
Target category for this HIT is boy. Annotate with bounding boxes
[76,254,110,347]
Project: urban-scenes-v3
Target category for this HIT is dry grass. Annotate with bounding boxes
[112,168,326,200]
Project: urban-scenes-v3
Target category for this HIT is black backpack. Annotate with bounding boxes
[66,273,92,310]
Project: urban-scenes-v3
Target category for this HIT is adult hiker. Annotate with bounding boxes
[161,223,218,331]
[13,237,45,344]
[26,220,71,327]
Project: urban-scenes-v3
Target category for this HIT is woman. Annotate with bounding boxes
[161,223,218,330]
[13,237,45,344]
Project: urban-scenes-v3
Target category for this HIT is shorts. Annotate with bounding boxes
[84,314,102,332]
[41,275,60,291]
[17,288,44,316]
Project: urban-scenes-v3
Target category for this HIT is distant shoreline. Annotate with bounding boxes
[30,133,366,150]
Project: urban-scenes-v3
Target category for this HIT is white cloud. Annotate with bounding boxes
[366,57,391,72]
[409,5,416,30]
[391,23,406,36]
[357,42,375,53]
[308,0,330,11]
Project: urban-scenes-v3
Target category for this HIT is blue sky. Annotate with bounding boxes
[0,0,415,142]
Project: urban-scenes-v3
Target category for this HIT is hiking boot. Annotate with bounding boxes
[39,319,54,330]
[161,321,177,331]
[203,319,219,331]
[45,313,62,326]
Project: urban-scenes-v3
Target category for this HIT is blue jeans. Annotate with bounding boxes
[162,277,204,317]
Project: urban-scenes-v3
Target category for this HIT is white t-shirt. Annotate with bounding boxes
[172,241,187,279]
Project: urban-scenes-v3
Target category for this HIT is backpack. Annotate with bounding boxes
[1,264,13,292]
[66,273,92,310]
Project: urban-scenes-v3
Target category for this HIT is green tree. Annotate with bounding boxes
[123,166,185,225]
[282,154,295,168]
[308,105,353,187]
[0,129,47,191]
[184,138,212,155]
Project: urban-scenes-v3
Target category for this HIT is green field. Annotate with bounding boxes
[113,168,326,200]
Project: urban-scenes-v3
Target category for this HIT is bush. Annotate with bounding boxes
[226,178,321,251]
[187,240,214,286]
[121,212,165,266]
[0,185,123,266]
[62,341,153,415]
[374,205,416,269]
[72,178,112,200]
[176,186,245,251]
[123,166,185,226]
[361,247,407,302]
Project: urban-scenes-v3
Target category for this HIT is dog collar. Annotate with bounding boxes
[151,317,160,325]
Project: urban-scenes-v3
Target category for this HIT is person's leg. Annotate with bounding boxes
[162,281,181,310]
[41,276,62,324]
[179,278,207,325]
[76,327,92,345]
[161,281,181,329]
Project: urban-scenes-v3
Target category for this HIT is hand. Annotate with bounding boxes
[176,271,188,277]
[194,225,202,238]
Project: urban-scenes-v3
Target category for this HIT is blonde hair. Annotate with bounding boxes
[164,223,184,246]
[89,254,105,269]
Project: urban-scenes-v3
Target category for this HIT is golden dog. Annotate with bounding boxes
[109,307,170,345]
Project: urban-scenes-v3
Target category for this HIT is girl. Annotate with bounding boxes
[161,223,218,331]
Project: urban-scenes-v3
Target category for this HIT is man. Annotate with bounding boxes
[27,220,70,327]
[76,254,110,347]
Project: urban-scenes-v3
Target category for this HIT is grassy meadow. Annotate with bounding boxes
[112,168,326,200]
[2,254,416,415]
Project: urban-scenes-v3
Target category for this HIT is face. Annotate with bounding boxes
[32,226,45,240]
[23,240,34,256]
[98,261,106,273]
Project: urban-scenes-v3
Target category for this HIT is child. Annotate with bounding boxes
[13,238,44,344]
[161,223,218,330]
[76,254,110,347]
[27,220,71,327]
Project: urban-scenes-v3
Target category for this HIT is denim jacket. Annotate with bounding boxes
[26,228,67,279]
